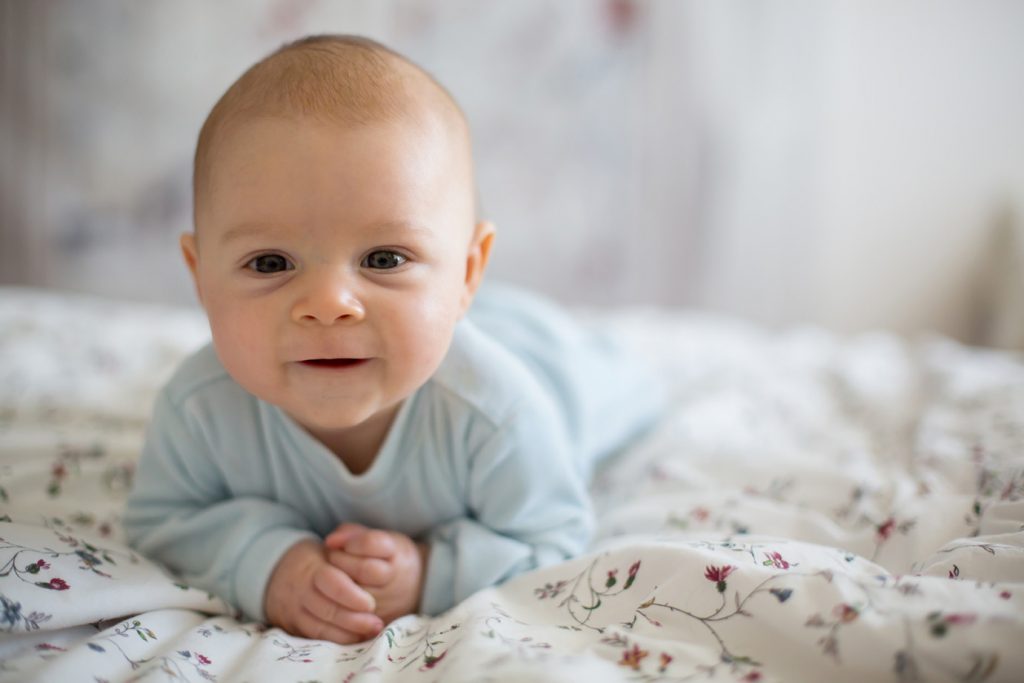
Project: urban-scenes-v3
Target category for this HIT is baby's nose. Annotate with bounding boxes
[292,271,365,325]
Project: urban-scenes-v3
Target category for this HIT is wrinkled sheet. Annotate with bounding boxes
[0,287,1022,682]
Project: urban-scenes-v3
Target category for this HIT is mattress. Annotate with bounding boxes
[1,287,1022,682]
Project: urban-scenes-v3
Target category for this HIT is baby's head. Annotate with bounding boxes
[182,35,494,452]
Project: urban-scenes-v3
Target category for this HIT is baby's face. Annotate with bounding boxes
[184,115,489,446]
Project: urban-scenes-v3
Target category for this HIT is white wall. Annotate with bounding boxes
[1,1,1022,345]
[645,1,1024,340]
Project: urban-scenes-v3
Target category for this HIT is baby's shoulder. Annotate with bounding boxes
[426,320,553,428]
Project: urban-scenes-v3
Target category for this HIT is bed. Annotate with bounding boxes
[1,286,1022,682]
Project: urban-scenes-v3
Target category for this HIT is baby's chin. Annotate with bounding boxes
[286,396,406,456]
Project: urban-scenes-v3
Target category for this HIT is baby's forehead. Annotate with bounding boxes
[195,36,470,216]
[212,36,466,148]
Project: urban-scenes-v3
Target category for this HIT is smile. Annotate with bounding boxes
[299,358,370,369]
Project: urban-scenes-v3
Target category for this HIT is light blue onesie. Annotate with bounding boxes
[123,286,663,620]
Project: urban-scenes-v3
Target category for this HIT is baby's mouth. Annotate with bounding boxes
[300,358,369,369]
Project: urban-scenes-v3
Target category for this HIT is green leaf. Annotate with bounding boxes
[583,598,602,611]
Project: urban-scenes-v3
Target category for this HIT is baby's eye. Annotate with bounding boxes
[362,250,407,270]
[246,254,294,274]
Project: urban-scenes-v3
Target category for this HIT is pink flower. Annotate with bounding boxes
[625,560,641,589]
[535,580,568,600]
[36,559,50,570]
[704,565,735,593]
[943,613,976,626]
[1000,591,1011,600]
[35,643,65,652]
[833,603,859,623]
[764,551,790,569]
[658,652,673,672]
[197,654,212,665]
[692,507,710,521]
[619,644,648,671]
[421,651,447,670]
[48,578,70,591]
[876,518,896,541]
[704,565,735,583]
[743,672,763,682]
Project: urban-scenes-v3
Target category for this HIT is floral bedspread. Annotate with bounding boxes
[1,287,1022,682]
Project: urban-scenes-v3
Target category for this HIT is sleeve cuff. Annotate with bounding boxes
[233,527,319,622]
[420,535,456,616]
[421,520,538,616]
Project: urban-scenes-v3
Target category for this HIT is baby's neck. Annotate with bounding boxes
[304,402,402,476]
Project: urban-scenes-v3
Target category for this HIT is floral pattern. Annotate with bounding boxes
[1,290,1023,681]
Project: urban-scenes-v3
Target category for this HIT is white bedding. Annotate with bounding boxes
[1,287,1022,682]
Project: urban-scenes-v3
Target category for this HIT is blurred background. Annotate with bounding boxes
[1,0,1022,347]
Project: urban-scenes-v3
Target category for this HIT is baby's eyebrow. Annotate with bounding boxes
[369,220,434,237]
[217,220,435,245]
[219,223,277,244]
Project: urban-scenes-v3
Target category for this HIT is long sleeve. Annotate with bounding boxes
[419,402,593,615]
[122,389,317,621]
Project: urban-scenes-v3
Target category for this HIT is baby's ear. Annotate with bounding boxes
[461,221,495,313]
[179,232,203,306]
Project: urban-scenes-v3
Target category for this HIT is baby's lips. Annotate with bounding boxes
[300,358,369,368]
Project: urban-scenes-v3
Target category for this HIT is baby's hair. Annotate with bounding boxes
[193,34,470,221]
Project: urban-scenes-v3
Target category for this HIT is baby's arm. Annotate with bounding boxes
[420,401,593,615]
[324,523,428,624]
[264,538,383,643]
[123,390,369,628]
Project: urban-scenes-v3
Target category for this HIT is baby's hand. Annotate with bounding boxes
[324,523,428,625]
[264,538,384,644]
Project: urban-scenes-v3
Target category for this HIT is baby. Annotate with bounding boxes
[124,35,663,645]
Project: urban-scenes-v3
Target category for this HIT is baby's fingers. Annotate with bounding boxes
[294,605,381,645]
[324,522,367,550]
[328,550,395,587]
[313,564,376,613]
[344,529,396,559]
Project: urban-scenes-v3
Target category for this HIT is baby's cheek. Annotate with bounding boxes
[409,325,453,375]
[208,305,272,380]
